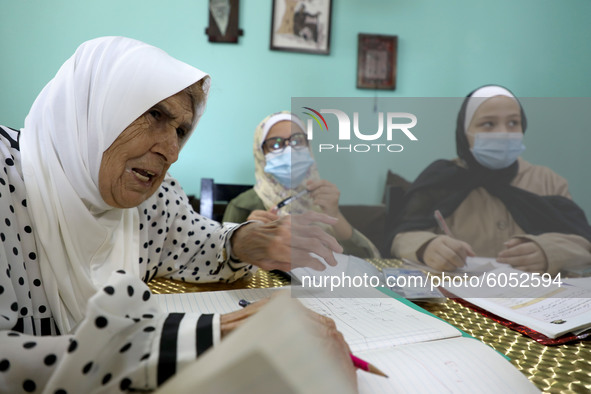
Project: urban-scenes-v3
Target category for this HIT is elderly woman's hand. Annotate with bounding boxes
[246,209,279,223]
[497,238,548,273]
[419,235,475,271]
[230,211,343,271]
[220,295,358,390]
[305,306,358,391]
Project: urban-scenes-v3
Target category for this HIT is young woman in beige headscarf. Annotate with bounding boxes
[224,111,380,258]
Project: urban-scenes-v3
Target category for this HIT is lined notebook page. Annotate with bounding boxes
[299,297,460,352]
[154,287,276,314]
[154,287,461,353]
[356,337,539,393]
[155,291,355,394]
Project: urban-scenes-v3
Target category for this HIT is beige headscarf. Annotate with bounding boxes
[252,111,381,258]
[253,111,321,215]
[20,36,210,332]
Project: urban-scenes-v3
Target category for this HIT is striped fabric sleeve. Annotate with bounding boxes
[155,313,220,386]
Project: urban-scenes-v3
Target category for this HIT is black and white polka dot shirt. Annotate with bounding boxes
[0,125,255,393]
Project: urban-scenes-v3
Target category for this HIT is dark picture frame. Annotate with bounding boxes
[270,0,332,55]
[356,34,398,90]
[205,0,244,43]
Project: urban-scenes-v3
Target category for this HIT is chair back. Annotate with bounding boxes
[199,178,252,221]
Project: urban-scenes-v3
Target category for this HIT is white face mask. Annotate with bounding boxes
[264,147,315,188]
[470,132,525,169]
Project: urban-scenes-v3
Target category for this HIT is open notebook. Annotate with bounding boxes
[154,291,355,394]
[154,286,538,393]
[443,266,591,339]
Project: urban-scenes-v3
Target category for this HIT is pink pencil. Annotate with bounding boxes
[434,209,454,237]
[350,354,388,378]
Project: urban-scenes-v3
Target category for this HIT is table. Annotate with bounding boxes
[148,259,591,393]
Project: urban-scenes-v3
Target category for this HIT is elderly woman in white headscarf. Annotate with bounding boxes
[0,37,353,392]
[223,111,380,259]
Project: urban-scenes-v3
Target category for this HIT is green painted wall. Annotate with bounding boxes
[2,0,591,217]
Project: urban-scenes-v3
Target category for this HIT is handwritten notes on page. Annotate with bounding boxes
[154,287,460,353]
[357,337,539,394]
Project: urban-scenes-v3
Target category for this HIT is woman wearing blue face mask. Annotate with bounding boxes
[389,85,591,274]
[223,111,380,258]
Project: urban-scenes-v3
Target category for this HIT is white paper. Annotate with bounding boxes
[401,256,505,275]
[357,337,539,394]
[154,287,460,353]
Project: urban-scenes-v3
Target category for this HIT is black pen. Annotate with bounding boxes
[238,299,251,308]
[273,189,309,211]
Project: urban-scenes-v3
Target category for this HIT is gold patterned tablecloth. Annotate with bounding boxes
[148,259,591,394]
[148,269,288,294]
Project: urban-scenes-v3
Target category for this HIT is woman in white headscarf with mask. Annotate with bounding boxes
[389,85,591,275]
[223,111,380,259]
[0,37,353,392]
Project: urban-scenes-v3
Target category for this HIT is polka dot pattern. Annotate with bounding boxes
[0,127,232,392]
[138,176,256,285]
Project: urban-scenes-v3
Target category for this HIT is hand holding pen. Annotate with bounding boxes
[245,190,309,223]
[418,210,475,271]
[239,299,388,379]
[434,209,454,237]
[271,189,309,213]
[270,180,340,216]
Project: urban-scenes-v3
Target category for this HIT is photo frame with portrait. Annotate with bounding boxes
[270,0,332,55]
[357,34,398,90]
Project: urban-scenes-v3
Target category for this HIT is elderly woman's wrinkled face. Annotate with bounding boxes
[466,96,522,148]
[99,90,194,208]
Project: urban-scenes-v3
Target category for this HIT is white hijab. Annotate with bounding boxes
[463,85,516,132]
[20,36,210,332]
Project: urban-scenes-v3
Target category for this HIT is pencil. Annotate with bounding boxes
[350,354,388,378]
[434,209,453,237]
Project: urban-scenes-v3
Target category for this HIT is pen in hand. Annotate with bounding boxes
[434,209,454,237]
[272,189,309,212]
[238,299,388,378]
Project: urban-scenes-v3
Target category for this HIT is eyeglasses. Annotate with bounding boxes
[262,133,309,153]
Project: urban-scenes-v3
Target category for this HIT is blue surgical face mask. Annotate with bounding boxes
[470,132,525,169]
[264,147,315,188]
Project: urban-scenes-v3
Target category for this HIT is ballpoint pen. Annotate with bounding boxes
[273,189,309,212]
[238,299,252,308]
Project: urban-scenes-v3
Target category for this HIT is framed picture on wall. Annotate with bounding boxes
[356,33,398,90]
[270,0,332,55]
[205,0,244,43]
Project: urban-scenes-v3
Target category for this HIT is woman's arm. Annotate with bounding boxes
[140,177,257,284]
[0,272,220,393]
